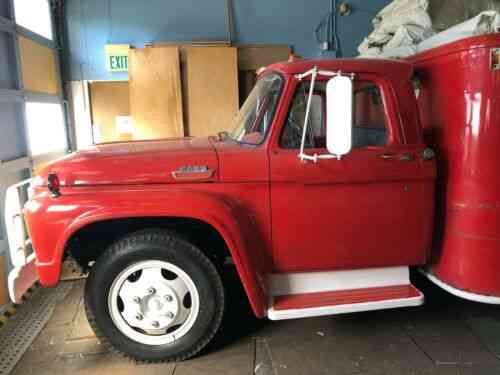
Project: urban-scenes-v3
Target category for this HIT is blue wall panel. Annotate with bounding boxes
[64,0,391,81]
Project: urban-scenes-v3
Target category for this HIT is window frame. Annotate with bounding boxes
[273,73,400,152]
[10,0,69,166]
[230,71,285,147]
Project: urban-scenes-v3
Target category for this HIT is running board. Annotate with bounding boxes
[267,267,424,320]
[268,284,424,320]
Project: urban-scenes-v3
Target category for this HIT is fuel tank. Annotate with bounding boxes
[409,35,500,301]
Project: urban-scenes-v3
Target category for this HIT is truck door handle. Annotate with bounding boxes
[379,153,414,162]
[379,153,398,160]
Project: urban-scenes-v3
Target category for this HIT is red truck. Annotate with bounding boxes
[5,34,500,363]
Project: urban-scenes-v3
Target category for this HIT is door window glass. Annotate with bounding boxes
[280,80,388,149]
[353,82,388,148]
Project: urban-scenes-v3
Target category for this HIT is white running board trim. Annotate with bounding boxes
[268,293,424,320]
[269,266,409,296]
[419,268,500,305]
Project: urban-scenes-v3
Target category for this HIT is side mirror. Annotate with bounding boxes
[326,75,353,158]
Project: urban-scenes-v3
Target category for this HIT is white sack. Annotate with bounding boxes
[417,11,500,53]
[358,0,434,59]
[374,0,432,35]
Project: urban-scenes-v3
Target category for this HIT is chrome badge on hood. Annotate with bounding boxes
[171,166,215,181]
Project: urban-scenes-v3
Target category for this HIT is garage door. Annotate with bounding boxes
[0,0,67,308]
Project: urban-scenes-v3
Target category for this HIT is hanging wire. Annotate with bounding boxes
[314,0,340,57]
[331,0,339,56]
[314,12,331,45]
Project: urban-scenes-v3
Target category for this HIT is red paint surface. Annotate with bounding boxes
[269,71,434,272]
[24,57,438,317]
[273,285,421,311]
[409,35,500,297]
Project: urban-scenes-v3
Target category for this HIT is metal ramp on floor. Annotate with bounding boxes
[0,282,72,375]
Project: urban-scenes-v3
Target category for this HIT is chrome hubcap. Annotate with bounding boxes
[108,260,200,346]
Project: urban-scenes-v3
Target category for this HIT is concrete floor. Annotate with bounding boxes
[9,271,500,375]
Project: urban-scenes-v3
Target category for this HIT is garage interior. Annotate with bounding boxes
[2,0,500,374]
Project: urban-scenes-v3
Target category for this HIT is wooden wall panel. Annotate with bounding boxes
[129,47,184,140]
[89,81,130,142]
[238,70,257,106]
[18,36,59,94]
[0,255,7,306]
[237,45,291,71]
[184,47,239,137]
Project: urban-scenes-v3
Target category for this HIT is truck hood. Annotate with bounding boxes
[38,137,219,186]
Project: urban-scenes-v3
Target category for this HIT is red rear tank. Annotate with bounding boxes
[409,35,500,300]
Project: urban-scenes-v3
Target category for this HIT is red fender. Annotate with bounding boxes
[24,185,269,317]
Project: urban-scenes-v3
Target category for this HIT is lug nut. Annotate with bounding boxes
[147,287,156,295]
[136,314,144,321]
[133,296,141,303]
[166,311,174,319]
[164,295,173,302]
[152,321,160,328]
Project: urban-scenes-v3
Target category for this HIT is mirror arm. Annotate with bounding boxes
[299,67,318,162]
[299,152,342,163]
[297,68,355,163]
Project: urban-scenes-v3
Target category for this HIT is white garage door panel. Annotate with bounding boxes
[0,33,16,89]
[0,102,27,161]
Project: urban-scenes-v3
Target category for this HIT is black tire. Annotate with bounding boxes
[84,229,225,362]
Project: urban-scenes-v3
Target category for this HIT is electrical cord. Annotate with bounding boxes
[315,0,340,56]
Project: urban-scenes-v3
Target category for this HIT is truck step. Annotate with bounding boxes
[268,284,424,320]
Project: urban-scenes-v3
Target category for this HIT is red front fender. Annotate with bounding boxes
[24,185,269,317]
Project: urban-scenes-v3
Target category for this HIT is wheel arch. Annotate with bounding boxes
[57,205,268,317]
[66,216,230,269]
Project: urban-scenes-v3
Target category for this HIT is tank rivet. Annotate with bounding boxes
[165,295,173,302]
[147,287,156,295]
[136,314,144,321]
[133,296,141,303]
[152,321,160,328]
[166,311,174,319]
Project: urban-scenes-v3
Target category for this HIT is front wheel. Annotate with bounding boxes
[84,230,225,362]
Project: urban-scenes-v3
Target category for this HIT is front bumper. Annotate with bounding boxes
[5,179,39,303]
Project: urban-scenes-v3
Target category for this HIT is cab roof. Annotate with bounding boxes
[267,58,414,81]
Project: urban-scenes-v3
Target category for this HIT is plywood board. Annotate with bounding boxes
[129,46,184,139]
[148,41,230,49]
[184,47,239,137]
[18,36,59,95]
[66,81,93,149]
[89,81,130,142]
[237,44,291,71]
[0,254,7,306]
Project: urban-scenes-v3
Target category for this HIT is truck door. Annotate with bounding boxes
[269,75,434,272]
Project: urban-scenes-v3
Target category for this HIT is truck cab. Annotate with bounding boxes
[2,57,454,363]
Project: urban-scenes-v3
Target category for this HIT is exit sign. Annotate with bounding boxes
[105,44,129,72]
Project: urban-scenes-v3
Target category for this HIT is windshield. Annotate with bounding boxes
[229,73,283,145]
